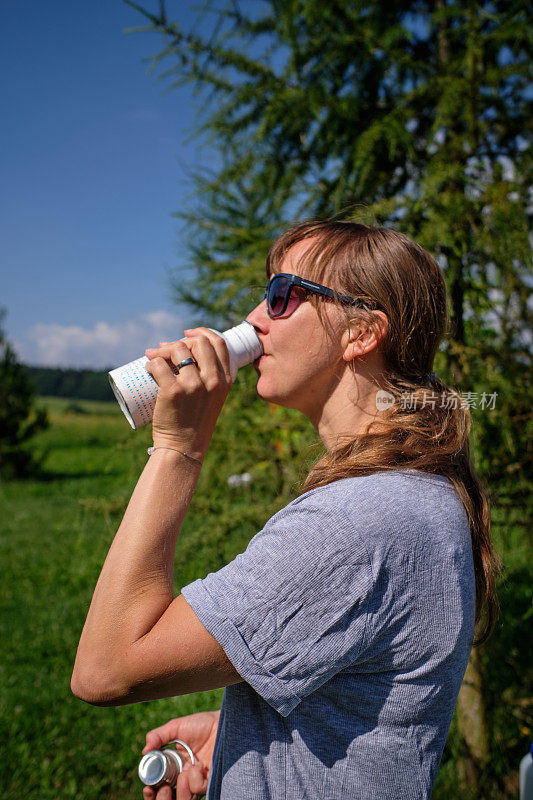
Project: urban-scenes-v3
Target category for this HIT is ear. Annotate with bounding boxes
[342,312,388,362]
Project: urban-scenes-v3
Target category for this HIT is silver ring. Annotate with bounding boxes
[175,357,198,373]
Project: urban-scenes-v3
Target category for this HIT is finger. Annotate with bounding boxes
[175,767,193,800]
[166,341,202,375]
[143,787,156,800]
[183,328,232,382]
[144,718,189,754]
[147,333,231,385]
[145,357,180,393]
[176,762,204,800]
[187,762,209,796]
[180,336,228,390]
[184,327,230,366]
[143,730,163,754]
[155,785,173,800]
[144,725,178,755]
[148,341,201,382]
[145,340,191,363]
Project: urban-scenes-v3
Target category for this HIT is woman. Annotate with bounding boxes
[71,221,498,800]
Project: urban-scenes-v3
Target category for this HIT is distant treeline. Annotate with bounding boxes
[24,365,114,402]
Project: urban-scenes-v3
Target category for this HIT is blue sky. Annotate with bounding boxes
[1,1,218,368]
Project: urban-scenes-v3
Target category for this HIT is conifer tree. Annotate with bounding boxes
[0,311,48,479]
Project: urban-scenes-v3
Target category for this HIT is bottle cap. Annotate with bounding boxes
[138,751,167,785]
[221,321,263,378]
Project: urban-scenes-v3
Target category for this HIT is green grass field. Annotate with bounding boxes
[0,396,278,799]
[1,395,530,798]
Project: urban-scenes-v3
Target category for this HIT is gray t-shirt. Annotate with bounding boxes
[181,469,475,800]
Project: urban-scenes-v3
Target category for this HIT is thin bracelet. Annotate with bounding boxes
[147,446,203,466]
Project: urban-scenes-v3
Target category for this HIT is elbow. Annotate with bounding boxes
[70,676,117,707]
[70,661,130,707]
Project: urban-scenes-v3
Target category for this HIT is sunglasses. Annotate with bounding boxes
[264,273,373,319]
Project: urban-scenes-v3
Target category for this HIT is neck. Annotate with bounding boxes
[305,367,387,452]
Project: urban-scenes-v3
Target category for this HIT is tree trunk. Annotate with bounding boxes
[447,257,490,794]
[444,250,466,385]
[456,648,490,791]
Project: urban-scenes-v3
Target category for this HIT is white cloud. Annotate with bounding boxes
[14,311,188,369]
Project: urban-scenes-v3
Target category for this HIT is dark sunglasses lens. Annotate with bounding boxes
[268,276,289,316]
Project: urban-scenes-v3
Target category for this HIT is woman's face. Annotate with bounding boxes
[246,239,348,419]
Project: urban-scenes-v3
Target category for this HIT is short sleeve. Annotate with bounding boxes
[181,487,373,716]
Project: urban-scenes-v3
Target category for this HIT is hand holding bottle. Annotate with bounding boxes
[141,710,221,800]
[144,328,233,462]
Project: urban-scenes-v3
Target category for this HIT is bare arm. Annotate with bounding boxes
[71,329,242,705]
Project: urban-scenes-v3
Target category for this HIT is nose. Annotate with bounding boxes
[246,298,270,334]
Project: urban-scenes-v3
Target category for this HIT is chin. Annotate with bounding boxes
[255,376,282,405]
[256,379,300,411]
[255,380,276,403]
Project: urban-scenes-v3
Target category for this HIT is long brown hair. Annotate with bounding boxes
[267,220,499,646]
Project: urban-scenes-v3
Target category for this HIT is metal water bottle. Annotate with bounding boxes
[521,743,533,800]
[138,739,195,790]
